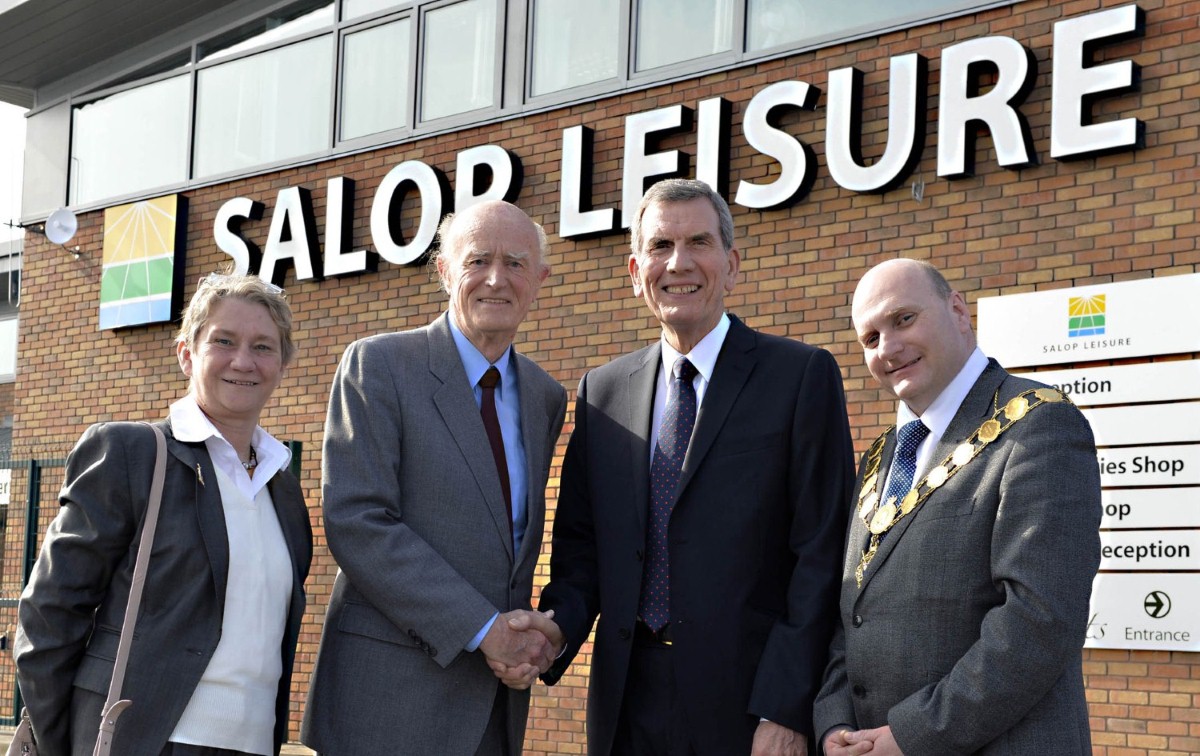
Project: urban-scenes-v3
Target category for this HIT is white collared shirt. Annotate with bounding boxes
[169,394,291,500]
[649,313,731,463]
[892,347,990,483]
[167,394,293,754]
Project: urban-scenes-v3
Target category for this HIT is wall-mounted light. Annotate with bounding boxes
[6,208,82,258]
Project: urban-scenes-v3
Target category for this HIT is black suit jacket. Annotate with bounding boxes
[540,316,854,755]
[15,420,313,756]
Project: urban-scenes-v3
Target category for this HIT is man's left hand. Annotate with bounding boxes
[844,726,903,756]
[751,720,808,756]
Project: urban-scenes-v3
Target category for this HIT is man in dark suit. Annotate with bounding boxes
[534,179,855,755]
[813,259,1101,755]
[301,200,567,756]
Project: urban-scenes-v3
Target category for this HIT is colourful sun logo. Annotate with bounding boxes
[1068,294,1106,338]
[99,195,182,329]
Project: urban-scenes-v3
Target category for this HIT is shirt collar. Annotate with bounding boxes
[660,313,730,382]
[169,393,291,468]
[897,347,989,436]
[448,313,515,389]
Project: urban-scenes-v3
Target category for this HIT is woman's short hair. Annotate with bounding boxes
[176,273,295,365]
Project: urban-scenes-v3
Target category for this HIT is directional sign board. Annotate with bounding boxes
[1015,361,1200,407]
[1085,573,1200,651]
[982,275,1200,651]
[1101,488,1200,530]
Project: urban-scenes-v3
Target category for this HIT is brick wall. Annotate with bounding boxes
[6,0,1198,752]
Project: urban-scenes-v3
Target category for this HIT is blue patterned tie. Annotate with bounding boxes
[879,420,930,540]
[639,357,698,632]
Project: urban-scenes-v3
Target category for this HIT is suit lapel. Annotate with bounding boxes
[513,354,548,572]
[858,361,1007,592]
[164,427,230,611]
[842,433,892,610]
[677,316,755,496]
[268,471,308,586]
[628,344,659,534]
[928,360,1007,468]
[428,314,515,563]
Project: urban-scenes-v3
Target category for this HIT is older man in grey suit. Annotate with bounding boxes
[301,200,567,756]
[813,258,1102,755]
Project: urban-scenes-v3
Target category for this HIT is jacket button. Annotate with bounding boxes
[852,684,866,697]
[852,615,863,627]
[408,629,419,639]
[618,628,631,640]
[428,646,438,657]
[511,580,518,590]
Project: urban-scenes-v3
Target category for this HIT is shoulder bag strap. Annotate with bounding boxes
[92,422,168,756]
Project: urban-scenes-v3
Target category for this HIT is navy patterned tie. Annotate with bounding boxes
[639,357,698,632]
[879,419,930,540]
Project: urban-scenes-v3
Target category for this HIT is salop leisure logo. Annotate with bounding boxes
[99,195,185,330]
[1068,294,1107,337]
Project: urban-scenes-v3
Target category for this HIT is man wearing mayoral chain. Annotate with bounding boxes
[814,258,1101,755]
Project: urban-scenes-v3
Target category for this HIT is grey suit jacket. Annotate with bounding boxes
[301,313,567,756]
[14,419,313,756]
[813,360,1101,755]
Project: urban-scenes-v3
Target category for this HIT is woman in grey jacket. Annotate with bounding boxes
[15,273,312,756]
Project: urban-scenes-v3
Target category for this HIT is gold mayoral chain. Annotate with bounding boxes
[853,386,1069,588]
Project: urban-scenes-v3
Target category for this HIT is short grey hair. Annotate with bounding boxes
[630,179,735,257]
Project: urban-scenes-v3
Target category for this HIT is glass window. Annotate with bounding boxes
[0,270,19,316]
[636,0,732,71]
[746,0,808,52]
[341,18,411,141]
[0,318,15,380]
[69,75,190,205]
[530,0,618,97]
[749,0,989,52]
[0,250,19,320]
[199,0,333,62]
[194,36,334,178]
[421,0,497,122]
[342,0,401,21]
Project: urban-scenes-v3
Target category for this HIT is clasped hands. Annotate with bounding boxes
[824,725,903,756]
[479,609,564,690]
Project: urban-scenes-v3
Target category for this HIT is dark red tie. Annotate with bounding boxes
[479,367,513,528]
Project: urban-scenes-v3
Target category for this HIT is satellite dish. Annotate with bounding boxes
[45,208,78,245]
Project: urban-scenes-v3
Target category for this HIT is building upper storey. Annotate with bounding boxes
[2,0,1023,221]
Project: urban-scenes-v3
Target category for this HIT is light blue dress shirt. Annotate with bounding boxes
[448,316,530,651]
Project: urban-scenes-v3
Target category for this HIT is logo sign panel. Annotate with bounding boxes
[978,273,1200,368]
[99,195,186,330]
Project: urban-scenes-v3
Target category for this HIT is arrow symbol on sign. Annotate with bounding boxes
[1144,591,1171,619]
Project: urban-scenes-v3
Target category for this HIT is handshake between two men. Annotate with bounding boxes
[480,609,564,690]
